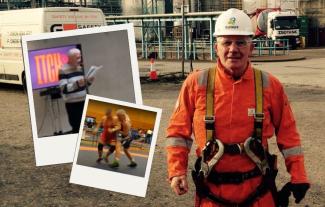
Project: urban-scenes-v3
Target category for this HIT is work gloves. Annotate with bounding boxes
[278,182,291,207]
[278,182,310,207]
[291,183,310,203]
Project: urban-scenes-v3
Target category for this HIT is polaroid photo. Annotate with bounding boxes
[70,95,162,197]
[21,23,142,166]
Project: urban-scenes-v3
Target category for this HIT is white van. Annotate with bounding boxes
[0,7,106,85]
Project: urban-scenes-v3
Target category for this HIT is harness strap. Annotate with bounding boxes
[223,143,245,154]
[205,67,216,141]
[207,166,261,184]
[253,69,264,140]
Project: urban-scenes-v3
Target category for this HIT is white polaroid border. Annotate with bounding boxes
[21,24,142,166]
[70,95,162,197]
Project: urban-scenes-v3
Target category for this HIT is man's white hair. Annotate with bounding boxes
[68,48,81,57]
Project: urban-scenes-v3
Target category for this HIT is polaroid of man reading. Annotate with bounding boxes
[70,95,162,197]
[21,24,142,166]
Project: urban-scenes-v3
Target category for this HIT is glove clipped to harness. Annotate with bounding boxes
[290,183,310,204]
[278,182,291,207]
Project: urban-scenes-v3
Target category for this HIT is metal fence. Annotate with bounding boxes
[137,39,290,60]
[252,39,289,56]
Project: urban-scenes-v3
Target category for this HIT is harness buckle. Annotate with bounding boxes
[204,116,215,130]
[254,113,265,120]
[202,140,216,163]
[199,162,209,178]
[244,137,270,175]
[201,139,225,178]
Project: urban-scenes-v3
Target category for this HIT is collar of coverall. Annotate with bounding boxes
[216,59,253,81]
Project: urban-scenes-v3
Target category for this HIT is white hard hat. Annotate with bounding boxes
[213,8,254,37]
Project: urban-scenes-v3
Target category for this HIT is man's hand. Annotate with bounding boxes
[170,175,188,195]
[87,76,95,83]
[77,78,85,87]
[107,126,119,133]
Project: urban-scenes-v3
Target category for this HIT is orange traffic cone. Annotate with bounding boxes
[149,58,158,80]
[149,70,158,80]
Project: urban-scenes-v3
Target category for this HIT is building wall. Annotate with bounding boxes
[300,0,325,27]
[121,0,142,15]
[299,0,325,46]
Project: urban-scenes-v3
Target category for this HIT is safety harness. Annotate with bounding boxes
[192,67,278,207]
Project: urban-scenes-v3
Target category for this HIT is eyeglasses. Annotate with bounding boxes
[217,39,251,48]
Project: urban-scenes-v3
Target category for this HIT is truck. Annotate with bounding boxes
[0,7,106,86]
[249,8,300,49]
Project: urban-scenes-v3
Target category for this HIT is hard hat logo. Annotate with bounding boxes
[228,17,236,25]
[226,17,239,30]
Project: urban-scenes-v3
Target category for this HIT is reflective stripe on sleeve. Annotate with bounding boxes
[166,137,193,150]
[282,146,303,159]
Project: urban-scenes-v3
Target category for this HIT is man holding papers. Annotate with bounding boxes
[58,48,101,133]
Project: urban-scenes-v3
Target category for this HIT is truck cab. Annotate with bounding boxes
[267,11,300,49]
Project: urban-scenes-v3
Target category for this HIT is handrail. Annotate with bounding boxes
[136,39,290,60]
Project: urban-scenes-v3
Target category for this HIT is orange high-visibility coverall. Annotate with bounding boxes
[166,60,309,207]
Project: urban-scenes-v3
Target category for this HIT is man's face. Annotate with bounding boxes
[215,35,253,77]
[68,52,81,67]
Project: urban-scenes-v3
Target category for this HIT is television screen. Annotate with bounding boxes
[28,44,82,90]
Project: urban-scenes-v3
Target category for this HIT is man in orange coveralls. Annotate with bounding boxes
[166,8,309,207]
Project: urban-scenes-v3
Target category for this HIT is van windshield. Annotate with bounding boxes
[274,17,298,30]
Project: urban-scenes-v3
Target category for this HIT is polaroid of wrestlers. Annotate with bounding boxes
[70,95,162,197]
